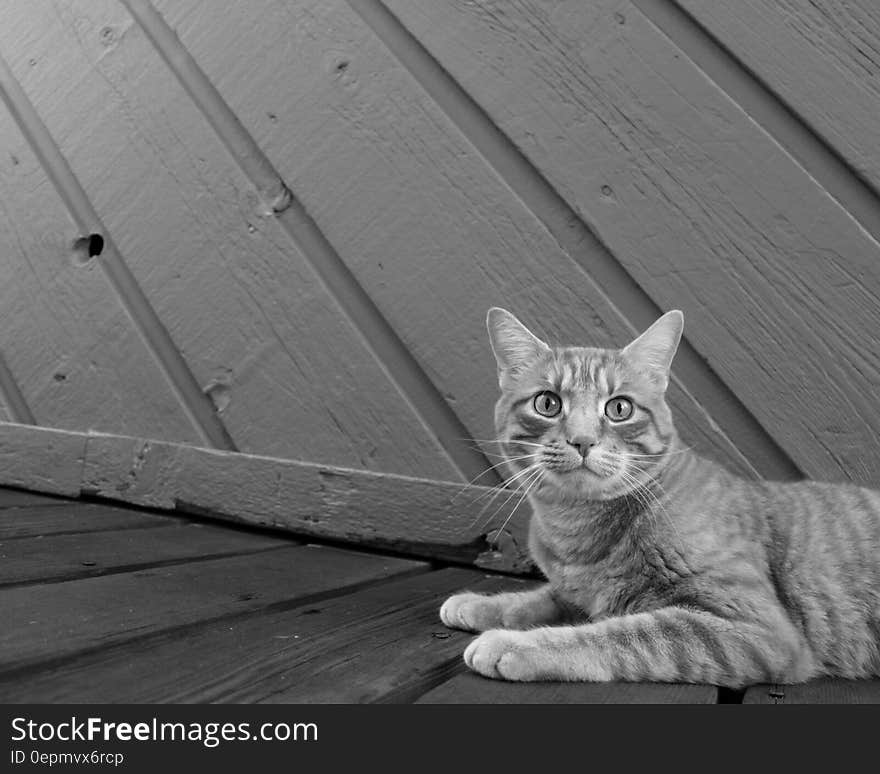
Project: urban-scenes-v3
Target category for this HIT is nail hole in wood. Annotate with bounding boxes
[87,233,104,257]
[72,233,105,263]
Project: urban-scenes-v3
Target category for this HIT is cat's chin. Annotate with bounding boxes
[543,467,622,501]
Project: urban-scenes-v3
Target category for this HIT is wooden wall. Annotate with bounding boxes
[1,0,878,571]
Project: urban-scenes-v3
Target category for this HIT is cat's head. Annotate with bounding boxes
[487,307,683,502]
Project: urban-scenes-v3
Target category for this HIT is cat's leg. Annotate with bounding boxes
[463,605,814,686]
[440,584,570,633]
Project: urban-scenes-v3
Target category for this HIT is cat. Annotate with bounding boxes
[440,307,880,687]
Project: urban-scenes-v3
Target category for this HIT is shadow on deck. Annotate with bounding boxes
[1,487,877,704]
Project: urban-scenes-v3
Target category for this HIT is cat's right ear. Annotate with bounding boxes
[486,307,550,386]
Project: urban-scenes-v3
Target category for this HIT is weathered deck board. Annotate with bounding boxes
[744,680,880,704]
[678,0,880,194]
[4,488,878,703]
[0,502,173,539]
[0,568,524,703]
[0,544,425,675]
[150,0,755,482]
[418,674,717,704]
[0,0,459,479]
[0,489,68,509]
[385,0,880,485]
[0,522,288,586]
[256,570,525,704]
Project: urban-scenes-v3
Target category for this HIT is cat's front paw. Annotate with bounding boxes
[440,592,504,632]
[463,629,542,681]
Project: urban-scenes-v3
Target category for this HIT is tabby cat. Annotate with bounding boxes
[440,307,880,687]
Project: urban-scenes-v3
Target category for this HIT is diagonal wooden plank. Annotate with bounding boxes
[0,521,289,586]
[0,502,173,539]
[676,0,880,196]
[149,0,755,481]
[418,674,717,704]
[0,101,200,443]
[383,0,880,485]
[0,568,524,703]
[0,0,460,479]
[744,680,880,704]
[0,545,425,676]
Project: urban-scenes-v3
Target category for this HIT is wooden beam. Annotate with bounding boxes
[0,423,85,496]
[0,424,533,572]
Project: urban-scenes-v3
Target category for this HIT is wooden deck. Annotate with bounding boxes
[2,487,878,704]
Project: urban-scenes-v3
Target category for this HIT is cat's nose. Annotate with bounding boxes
[567,437,597,457]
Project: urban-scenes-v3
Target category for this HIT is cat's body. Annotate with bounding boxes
[440,310,880,687]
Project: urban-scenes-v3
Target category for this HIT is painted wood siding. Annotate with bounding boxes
[0,0,877,567]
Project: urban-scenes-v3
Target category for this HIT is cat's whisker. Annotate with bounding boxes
[475,449,517,459]
[485,466,545,542]
[461,444,540,460]
[488,472,545,550]
[474,462,546,528]
[451,453,544,502]
[617,461,688,553]
[467,463,544,527]
[456,438,545,447]
[472,461,543,503]
[616,468,655,522]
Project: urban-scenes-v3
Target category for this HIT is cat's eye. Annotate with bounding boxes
[533,391,562,417]
[605,397,634,422]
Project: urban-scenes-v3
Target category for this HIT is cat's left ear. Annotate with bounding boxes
[486,307,550,386]
[621,310,683,390]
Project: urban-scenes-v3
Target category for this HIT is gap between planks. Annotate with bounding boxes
[0,51,235,451]
[0,502,180,540]
[348,0,800,482]
[120,0,494,487]
[0,529,296,589]
[633,0,880,245]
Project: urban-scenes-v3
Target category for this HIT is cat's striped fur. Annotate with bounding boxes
[440,308,880,687]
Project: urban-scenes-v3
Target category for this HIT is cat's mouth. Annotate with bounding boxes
[583,459,613,477]
[553,456,615,479]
